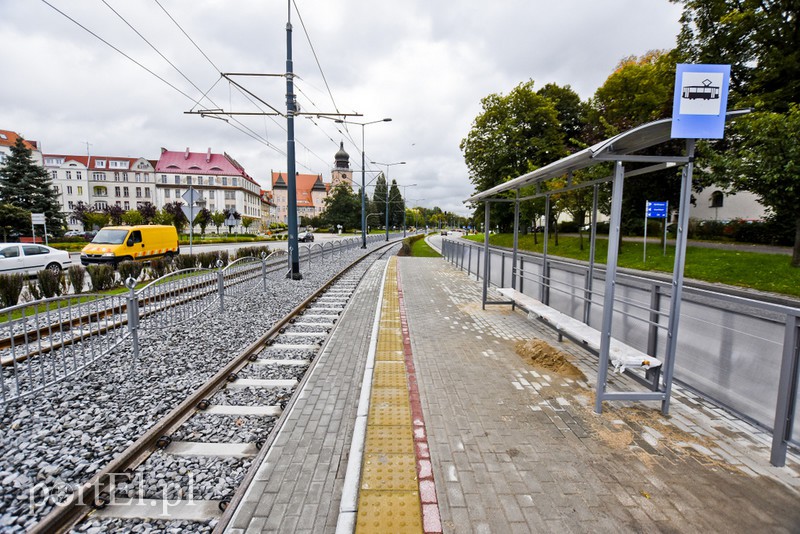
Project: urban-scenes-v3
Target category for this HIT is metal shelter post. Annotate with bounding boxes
[594,161,625,414]
[285,5,302,280]
[481,201,491,309]
[771,315,800,467]
[660,139,696,414]
[511,190,520,289]
[584,184,599,325]
[541,195,550,304]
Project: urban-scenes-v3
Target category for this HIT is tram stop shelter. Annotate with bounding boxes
[465,110,756,423]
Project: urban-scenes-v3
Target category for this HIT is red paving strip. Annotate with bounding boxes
[397,265,443,534]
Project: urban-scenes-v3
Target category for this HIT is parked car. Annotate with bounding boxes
[440,230,448,236]
[63,230,83,237]
[298,231,315,243]
[0,244,72,276]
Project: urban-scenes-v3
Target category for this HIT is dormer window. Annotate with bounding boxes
[96,160,106,168]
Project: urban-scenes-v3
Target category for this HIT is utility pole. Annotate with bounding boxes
[285,1,302,279]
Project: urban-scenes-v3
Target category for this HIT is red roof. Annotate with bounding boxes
[157,148,258,186]
[0,130,39,150]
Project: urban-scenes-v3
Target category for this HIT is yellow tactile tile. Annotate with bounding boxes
[365,426,415,454]
[356,490,422,533]
[373,370,409,389]
[370,387,410,406]
[369,402,412,426]
[360,453,418,490]
[375,350,405,361]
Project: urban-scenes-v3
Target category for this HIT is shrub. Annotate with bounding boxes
[86,264,116,291]
[118,260,144,283]
[398,234,425,257]
[68,265,86,293]
[235,246,270,260]
[0,273,24,308]
[35,269,63,298]
[149,258,170,280]
[558,220,580,233]
[174,254,197,270]
[197,252,217,268]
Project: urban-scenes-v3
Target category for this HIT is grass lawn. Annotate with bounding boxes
[465,233,800,298]
[410,236,441,258]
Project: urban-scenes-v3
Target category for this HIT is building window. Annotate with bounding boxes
[124,201,130,210]
[66,171,72,180]
[208,176,214,186]
[165,189,171,198]
[95,201,107,209]
[77,186,83,195]
[124,187,130,197]
[51,170,57,180]
[76,171,82,180]
[135,187,142,198]
[187,176,193,185]
[145,188,151,198]
[96,160,106,168]
[54,186,60,194]
[68,201,74,210]
[161,175,167,183]
[710,190,724,208]
[67,186,73,195]
[232,178,238,187]
[175,189,181,198]
[222,177,228,186]
[93,172,105,181]
[174,175,180,184]
[94,186,107,197]
[135,172,141,182]
[122,172,129,182]
[224,191,235,200]
[115,186,121,197]
[116,201,121,207]
[197,176,203,186]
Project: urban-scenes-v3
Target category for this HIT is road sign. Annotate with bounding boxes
[182,188,202,205]
[646,201,668,219]
[671,64,731,139]
[31,213,46,225]
[181,205,198,223]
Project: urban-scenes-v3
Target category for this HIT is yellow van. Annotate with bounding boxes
[81,225,179,267]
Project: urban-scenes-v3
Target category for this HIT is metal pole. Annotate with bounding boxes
[511,190,520,289]
[771,315,799,467]
[189,184,194,256]
[660,140,696,414]
[360,125,367,248]
[285,2,302,279]
[584,184,599,325]
[385,170,390,242]
[643,201,648,263]
[481,201,490,309]
[664,200,669,256]
[541,195,550,304]
[595,160,625,414]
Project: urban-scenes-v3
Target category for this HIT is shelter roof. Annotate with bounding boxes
[466,110,750,204]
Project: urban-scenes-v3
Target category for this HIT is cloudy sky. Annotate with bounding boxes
[0,0,683,216]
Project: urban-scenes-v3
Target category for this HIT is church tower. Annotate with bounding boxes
[331,141,352,189]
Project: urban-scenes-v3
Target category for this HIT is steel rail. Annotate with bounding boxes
[30,239,401,534]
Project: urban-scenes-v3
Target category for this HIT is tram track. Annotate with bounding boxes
[24,241,398,533]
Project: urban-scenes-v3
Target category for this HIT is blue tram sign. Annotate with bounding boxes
[671,64,730,139]
[646,201,668,219]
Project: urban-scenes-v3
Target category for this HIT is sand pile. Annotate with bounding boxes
[515,338,586,381]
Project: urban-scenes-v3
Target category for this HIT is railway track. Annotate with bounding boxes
[23,241,398,533]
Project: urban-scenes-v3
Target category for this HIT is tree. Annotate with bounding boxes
[461,80,569,230]
[211,211,226,234]
[223,208,241,234]
[372,174,388,227]
[85,211,110,230]
[194,208,212,235]
[104,204,124,225]
[122,209,144,226]
[71,201,95,230]
[0,203,30,241]
[240,216,256,234]
[162,201,188,233]
[707,105,800,266]
[137,202,157,224]
[323,183,360,230]
[388,180,403,227]
[673,0,799,113]
[0,136,64,233]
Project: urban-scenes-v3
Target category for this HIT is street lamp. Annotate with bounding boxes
[371,161,406,241]
[400,184,417,237]
[335,118,392,248]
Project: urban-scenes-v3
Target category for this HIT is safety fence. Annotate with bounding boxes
[442,238,800,465]
[0,236,384,407]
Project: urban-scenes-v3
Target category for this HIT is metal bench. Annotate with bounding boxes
[497,288,662,384]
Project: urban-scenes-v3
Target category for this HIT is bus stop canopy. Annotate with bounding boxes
[466,109,750,204]
[462,109,750,419]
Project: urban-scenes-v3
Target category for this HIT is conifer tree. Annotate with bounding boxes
[0,137,64,234]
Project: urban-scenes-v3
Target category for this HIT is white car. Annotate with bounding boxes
[0,244,73,276]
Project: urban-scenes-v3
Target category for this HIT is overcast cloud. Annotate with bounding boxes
[0,0,682,215]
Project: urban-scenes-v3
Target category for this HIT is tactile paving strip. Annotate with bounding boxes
[356,490,423,533]
[360,453,418,491]
[365,426,415,454]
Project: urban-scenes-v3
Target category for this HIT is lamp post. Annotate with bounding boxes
[335,118,392,248]
[399,184,417,237]
[371,161,406,241]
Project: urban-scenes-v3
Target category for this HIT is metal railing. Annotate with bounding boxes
[442,238,800,466]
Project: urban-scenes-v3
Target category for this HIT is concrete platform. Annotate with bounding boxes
[227,254,800,533]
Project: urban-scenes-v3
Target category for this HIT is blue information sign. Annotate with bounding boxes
[671,64,731,139]
[646,201,668,219]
